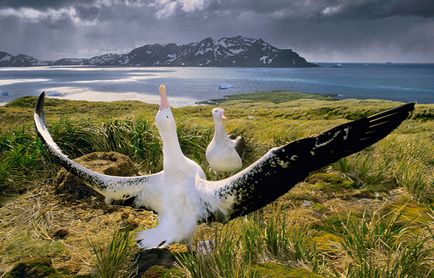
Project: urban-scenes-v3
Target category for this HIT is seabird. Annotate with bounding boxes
[34,88,415,249]
[206,108,243,172]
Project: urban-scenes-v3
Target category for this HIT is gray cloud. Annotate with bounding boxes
[0,0,433,62]
[318,0,434,18]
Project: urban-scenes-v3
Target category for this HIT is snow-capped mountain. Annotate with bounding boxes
[0,36,317,67]
[0,51,48,66]
[112,36,317,67]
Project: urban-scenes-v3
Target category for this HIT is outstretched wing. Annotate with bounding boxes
[34,92,162,203]
[196,103,415,222]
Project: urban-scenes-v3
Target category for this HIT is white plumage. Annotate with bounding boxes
[206,108,243,172]
[35,86,208,249]
[34,86,414,250]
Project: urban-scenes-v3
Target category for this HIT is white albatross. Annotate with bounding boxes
[34,87,415,249]
[206,108,243,172]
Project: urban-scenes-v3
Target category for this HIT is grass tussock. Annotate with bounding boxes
[176,209,327,277]
[177,202,433,278]
[333,135,433,201]
[0,128,49,193]
[90,230,136,278]
[0,92,432,276]
[339,206,433,277]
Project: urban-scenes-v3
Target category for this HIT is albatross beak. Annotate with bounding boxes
[221,110,227,119]
[159,84,170,111]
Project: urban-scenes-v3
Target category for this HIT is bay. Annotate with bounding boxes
[0,63,433,106]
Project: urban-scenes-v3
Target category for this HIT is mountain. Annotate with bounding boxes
[0,36,317,67]
[0,51,48,66]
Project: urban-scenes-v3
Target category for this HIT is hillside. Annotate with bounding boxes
[0,92,432,277]
[0,36,317,68]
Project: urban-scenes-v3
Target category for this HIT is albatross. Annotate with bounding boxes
[206,108,243,172]
[34,87,414,249]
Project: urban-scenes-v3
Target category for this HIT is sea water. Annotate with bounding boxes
[0,63,433,106]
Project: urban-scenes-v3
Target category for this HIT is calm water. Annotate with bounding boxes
[0,63,433,106]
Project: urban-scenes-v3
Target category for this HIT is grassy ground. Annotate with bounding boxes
[0,91,433,277]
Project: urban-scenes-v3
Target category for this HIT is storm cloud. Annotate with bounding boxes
[0,0,433,62]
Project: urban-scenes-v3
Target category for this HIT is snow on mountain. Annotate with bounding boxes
[0,51,49,66]
[111,36,317,67]
[0,36,317,67]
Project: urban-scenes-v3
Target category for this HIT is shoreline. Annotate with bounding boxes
[0,91,390,108]
[0,91,200,108]
[2,90,426,108]
[1,65,434,105]
[195,91,341,105]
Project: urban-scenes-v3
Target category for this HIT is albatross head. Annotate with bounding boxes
[212,107,226,122]
[156,85,177,134]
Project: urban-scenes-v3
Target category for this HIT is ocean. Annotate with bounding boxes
[0,63,433,106]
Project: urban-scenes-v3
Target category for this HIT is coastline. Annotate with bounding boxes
[1,90,401,108]
[0,64,434,107]
[1,65,434,107]
[0,91,199,108]
[0,90,421,108]
[195,91,340,105]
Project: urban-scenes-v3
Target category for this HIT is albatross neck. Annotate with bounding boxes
[161,125,187,168]
[213,118,228,139]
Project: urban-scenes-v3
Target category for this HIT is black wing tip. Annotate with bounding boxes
[367,102,415,121]
[396,102,416,117]
[387,102,415,113]
[402,102,416,111]
[35,91,45,116]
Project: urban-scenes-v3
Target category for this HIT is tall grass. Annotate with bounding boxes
[50,117,97,157]
[257,209,323,273]
[339,207,433,277]
[176,203,433,277]
[92,119,163,173]
[0,117,215,195]
[4,111,430,202]
[175,209,325,277]
[1,97,432,276]
[176,224,257,278]
[89,230,135,278]
[0,128,49,194]
[333,135,433,201]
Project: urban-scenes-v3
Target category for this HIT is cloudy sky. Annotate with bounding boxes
[0,0,433,62]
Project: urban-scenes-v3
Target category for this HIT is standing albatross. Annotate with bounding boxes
[206,107,243,172]
[34,89,414,249]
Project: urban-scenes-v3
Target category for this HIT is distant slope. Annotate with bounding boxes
[1,36,317,68]
[0,51,48,67]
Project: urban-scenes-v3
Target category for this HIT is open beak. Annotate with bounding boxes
[159,84,170,111]
[221,110,227,119]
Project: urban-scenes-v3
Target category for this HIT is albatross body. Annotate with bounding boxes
[206,108,243,172]
[35,86,207,248]
[34,87,415,249]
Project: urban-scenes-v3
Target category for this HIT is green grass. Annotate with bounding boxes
[175,202,433,277]
[175,211,324,277]
[176,223,258,277]
[332,135,433,201]
[0,128,50,194]
[89,230,135,278]
[210,90,336,104]
[339,207,433,277]
[0,91,433,276]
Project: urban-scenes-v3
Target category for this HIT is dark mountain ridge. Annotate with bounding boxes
[0,36,317,68]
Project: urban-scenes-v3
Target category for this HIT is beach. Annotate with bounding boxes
[1,64,433,108]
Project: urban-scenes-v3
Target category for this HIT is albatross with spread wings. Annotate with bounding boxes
[34,86,414,249]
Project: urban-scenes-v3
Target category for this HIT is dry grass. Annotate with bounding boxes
[0,184,157,275]
[0,91,432,276]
